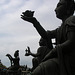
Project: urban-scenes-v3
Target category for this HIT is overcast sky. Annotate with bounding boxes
[0,0,62,67]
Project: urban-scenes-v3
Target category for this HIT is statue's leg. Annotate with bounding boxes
[31,58,59,75]
[31,64,43,75]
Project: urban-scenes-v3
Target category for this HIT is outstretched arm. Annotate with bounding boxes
[30,52,40,57]
[25,46,40,57]
[21,10,48,39]
[6,54,13,60]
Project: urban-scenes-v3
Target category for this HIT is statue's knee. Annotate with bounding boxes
[31,65,42,75]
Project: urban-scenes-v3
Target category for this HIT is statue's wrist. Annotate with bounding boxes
[33,19,40,27]
[33,18,37,24]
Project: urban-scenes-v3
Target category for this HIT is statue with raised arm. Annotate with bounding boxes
[6,50,20,71]
[25,37,53,71]
[21,0,75,75]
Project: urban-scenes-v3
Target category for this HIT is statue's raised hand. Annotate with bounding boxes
[6,54,10,56]
[21,10,37,24]
[25,46,31,56]
[22,10,34,17]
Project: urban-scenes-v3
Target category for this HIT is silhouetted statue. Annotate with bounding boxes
[25,37,53,71]
[21,0,75,75]
[6,50,20,71]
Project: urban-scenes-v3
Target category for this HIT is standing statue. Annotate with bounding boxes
[21,0,75,75]
[25,37,53,71]
[6,50,20,71]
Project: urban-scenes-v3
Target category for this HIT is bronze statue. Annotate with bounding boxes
[6,50,20,71]
[21,0,75,75]
[25,37,53,71]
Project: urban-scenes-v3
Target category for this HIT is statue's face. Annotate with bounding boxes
[55,0,67,19]
[39,38,46,46]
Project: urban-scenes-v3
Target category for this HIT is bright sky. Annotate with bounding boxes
[0,0,61,67]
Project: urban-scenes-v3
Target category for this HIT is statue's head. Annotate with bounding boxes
[14,50,19,58]
[39,37,47,46]
[55,0,75,19]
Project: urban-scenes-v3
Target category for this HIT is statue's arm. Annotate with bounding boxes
[21,11,49,39]
[30,47,42,57]
[25,46,40,57]
[30,52,40,57]
[6,54,13,60]
[33,20,48,39]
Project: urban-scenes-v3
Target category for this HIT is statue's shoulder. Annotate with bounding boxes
[38,46,47,50]
[65,16,75,26]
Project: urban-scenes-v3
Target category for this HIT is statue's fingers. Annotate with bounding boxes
[22,12,25,15]
[21,16,29,21]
